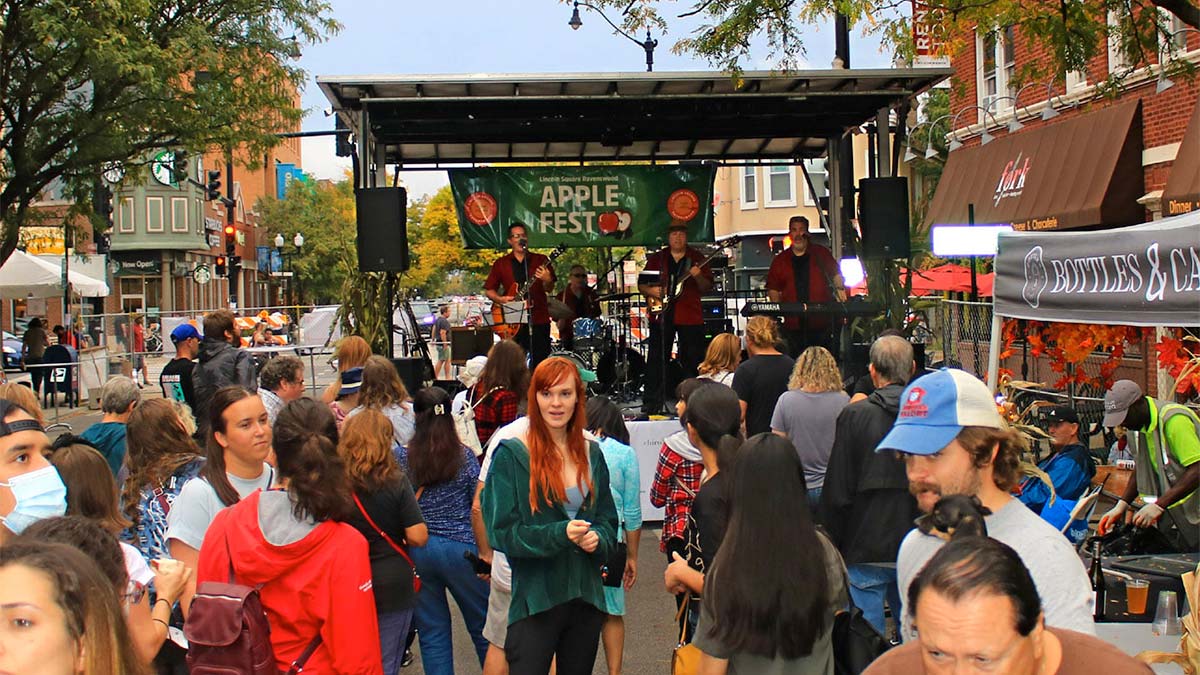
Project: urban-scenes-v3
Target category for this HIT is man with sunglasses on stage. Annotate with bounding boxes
[639,222,713,415]
[766,215,847,358]
[485,222,557,370]
[554,265,602,352]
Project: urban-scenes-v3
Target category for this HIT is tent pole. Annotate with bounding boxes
[986,312,1002,392]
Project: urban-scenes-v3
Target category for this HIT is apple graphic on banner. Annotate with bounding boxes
[598,211,619,235]
[615,209,632,234]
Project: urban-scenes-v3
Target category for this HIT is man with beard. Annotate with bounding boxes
[877,369,1094,641]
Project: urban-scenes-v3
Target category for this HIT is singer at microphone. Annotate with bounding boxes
[484,221,557,370]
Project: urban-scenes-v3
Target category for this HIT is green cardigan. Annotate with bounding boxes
[481,437,619,624]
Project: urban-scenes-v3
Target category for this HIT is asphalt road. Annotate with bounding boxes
[408,529,678,675]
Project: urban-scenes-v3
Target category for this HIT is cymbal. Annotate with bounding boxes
[547,297,574,321]
[597,292,635,302]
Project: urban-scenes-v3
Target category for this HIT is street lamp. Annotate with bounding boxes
[1157,27,1200,92]
[947,105,1004,151]
[568,1,658,72]
[904,113,954,163]
[273,232,304,306]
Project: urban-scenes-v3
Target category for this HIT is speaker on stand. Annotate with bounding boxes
[859,177,911,259]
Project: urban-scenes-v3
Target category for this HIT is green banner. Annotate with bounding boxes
[450,165,716,249]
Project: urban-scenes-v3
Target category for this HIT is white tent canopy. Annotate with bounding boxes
[0,250,109,298]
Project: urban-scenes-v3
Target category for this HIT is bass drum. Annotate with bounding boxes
[597,345,645,394]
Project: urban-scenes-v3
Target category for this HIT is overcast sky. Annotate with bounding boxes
[296,1,892,198]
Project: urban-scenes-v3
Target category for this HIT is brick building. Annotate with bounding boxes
[925,17,1199,231]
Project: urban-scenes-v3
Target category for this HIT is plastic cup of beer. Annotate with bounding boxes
[1125,579,1150,614]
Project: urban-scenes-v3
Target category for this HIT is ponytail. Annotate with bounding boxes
[716,435,744,473]
[273,399,352,522]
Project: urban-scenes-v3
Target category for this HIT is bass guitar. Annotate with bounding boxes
[491,244,568,339]
[645,236,741,317]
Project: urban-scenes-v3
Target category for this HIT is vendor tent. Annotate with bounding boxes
[986,210,1200,388]
[0,250,109,298]
[993,211,1200,326]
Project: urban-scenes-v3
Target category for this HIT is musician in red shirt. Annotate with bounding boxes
[484,222,557,370]
[765,215,847,357]
[555,264,601,350]
[638,222,713,414]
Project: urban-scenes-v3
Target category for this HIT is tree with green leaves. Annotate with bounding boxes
[580,0,1197,84]
[0,0,339,265]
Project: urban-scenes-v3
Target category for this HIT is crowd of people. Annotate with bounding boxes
[0,299,1189,675]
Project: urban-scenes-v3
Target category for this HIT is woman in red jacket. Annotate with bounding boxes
[197,398,383,675]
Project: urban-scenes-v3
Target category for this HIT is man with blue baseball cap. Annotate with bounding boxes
[880,369,1095,642]
[160,322,201,412]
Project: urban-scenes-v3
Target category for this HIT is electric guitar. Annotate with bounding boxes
[491,244,568,339]
[645,236,741,317]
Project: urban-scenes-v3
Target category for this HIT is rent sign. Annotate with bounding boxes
[449,165,716,249]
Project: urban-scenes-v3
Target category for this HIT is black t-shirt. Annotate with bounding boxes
[510,256,528,287]
[732,353,796,436]
[689,471,729,573]
[790,251,812,302]
[160,357,196,411]
[345,475,426,612]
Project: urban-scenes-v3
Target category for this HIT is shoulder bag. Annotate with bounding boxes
[352,493,422,593]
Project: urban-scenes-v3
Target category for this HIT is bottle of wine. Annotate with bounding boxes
[1091,538,1106,621]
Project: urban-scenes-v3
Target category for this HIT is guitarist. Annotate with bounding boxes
[484,222,557,370]
[639,221,713,415]
[766,215,847,358]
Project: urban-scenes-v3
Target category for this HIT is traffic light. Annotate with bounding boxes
[223,224,236,255]
[215,256,227,276]
[204,170,222,201]
[172,151,189,184]
[92,183,114,229]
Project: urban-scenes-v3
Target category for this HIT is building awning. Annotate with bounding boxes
[316,69,951,165]
[1163,101,1200,216]
[925,99,1144,232]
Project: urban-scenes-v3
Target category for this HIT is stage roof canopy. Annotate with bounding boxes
[317,69,951,166]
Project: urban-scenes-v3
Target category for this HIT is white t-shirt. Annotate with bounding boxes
[165,463,275,551]
[121,541,155,587]
[897,497,1096,641]
[479,418,530,590]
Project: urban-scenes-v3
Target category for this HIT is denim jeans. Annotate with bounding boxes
[410,534,490,675]
[847,563,901,637]
[378,609,414,675]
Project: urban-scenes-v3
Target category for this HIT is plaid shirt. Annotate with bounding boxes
[472,384,520,451]
[649,443,704,551]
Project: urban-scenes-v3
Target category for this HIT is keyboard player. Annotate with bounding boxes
[765,215,847,358]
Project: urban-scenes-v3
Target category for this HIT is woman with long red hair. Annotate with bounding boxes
[481,356,618,675]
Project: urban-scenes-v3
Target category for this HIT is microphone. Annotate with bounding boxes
[518,238,528,247]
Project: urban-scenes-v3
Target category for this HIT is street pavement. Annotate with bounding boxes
[17,351,680,674]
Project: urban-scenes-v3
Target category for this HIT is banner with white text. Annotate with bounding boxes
[994,212,1200,326]
[449,165,716,249]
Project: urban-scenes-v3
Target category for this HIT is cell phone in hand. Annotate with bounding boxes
[463,550,492,575]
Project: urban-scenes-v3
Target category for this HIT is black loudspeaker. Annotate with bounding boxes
[356,187,409,272]
[859,177,910,259]
[451,327,494,363]
[390,357,428,395]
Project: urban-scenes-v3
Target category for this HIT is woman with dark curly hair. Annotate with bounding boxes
[197,398,383,674]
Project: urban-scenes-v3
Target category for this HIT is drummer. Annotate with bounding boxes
[555,264,602,350]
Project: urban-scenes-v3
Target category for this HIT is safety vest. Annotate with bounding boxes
[1135,398,1199,525]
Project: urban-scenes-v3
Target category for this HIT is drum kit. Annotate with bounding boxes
[551,291,645,400]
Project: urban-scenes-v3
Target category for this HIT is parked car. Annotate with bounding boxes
[3,331,23,371]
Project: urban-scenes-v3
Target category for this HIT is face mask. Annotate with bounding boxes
[0,465,67,534]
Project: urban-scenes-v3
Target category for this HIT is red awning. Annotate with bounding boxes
[851,263,994,297]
